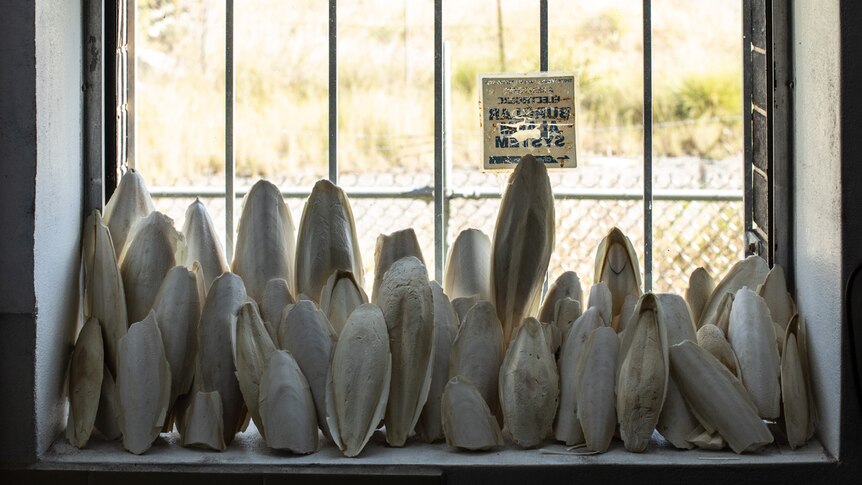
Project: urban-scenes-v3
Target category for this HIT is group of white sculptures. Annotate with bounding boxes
[65,155,815,457]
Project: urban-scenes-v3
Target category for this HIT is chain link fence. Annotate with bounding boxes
[150,156,742,297]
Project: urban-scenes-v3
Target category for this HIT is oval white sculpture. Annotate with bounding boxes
[416,282,459,443]
[444,228,491,301]
[728,288,780,419]
[103,169,154,257]
[452,295,480,324]
[259,350,319,454]
[654,293,700,450]
[117,312,171,454]
[759,264,796,329]
[539,271,583,324]
[587,282,613,327]
[555,307,603,445]
[576,326,619,453]
[261,278,295,327]
[326,304,391,457]
[66,317,104,448]
[594,227,642,321]
[449,300,504,416]
[371,228,425,303]
[179,390,225,451]
[685,267,714,326]
[441,376,504,451]
[700,255,769,330]
[490,155,555,347]
[278,300,337,437]
[781,315,816,448]
[319,270,368,336]
[295,179,363,302]
[119,211,185,323]
[232,179,296,304]
[616,293,668,452]
[499,317,559,448]
[83,210,128,376]
[697,324,740,377]
[235,302,277,439]
[553,297,582,345]
[669,340,773,454]
[182,199,228,293]
[151,265,203,429]
[377,256,435,447]
[194,272,248,445]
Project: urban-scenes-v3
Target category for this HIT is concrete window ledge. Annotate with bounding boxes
[6,428,835,484]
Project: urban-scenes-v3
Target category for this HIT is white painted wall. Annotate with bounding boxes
[792,0,842,457]
[33,0,84,455]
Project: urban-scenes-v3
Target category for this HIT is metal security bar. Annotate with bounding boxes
[643,0,654,291]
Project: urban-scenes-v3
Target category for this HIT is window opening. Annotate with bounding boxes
[120,0,750,305]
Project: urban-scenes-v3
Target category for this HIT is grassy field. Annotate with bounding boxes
[136,0,742,183]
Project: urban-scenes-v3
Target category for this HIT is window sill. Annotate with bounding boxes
[33,427,834,476]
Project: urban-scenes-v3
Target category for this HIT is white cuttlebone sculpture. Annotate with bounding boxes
[82,210,128,377]
[326,304,391,457]
[448,300,504,419]
[697,324,740,377]
[728,288,781,419]
[119,211,185,323]
[190,272,248,447]
[444,228,491,301]
[377,256,435,447]
[594,227,643,325]
[103,169,154,257]
[441,376,504,451]
[232,179,296,304]
[685,267,714,326]
[575,326,619,453]
[66,317,104,448]
[490,155,555,347]
[117,312,171,454]
[554,307,604,446]
[699,255,769,330]
[319,270,368,336]
[259,350,319,454]
[278,300,337,439]
[261,278,295,329]
[416,282,459,443]
[295,179,363,302]
[654,293,700,450]
[759,264,796,330]
[500,317,559,448]
[781,314,817,449]
[235,301,277,440]
[669,340,773,454]
[151,264,204,430]
[616,293,669,452]
[538,271,583,324]
[371,228,425,304]
[182,199,229,293]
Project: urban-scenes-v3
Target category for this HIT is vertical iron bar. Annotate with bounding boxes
[84,0,105,212]
[226,0,236,263]
[443,41,452,268]
[434,0,444,282]
[540,0,548,71]
[539,0,551,308]
[743,0,753,245]
[127,0,136,169]
[642,0,653,292]
[329,0,338,184]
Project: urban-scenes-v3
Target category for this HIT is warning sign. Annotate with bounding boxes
[480,73,577,170]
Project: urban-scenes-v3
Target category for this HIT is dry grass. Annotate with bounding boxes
[136,0,742,184]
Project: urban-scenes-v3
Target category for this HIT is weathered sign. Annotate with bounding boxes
[480,73,577,170]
